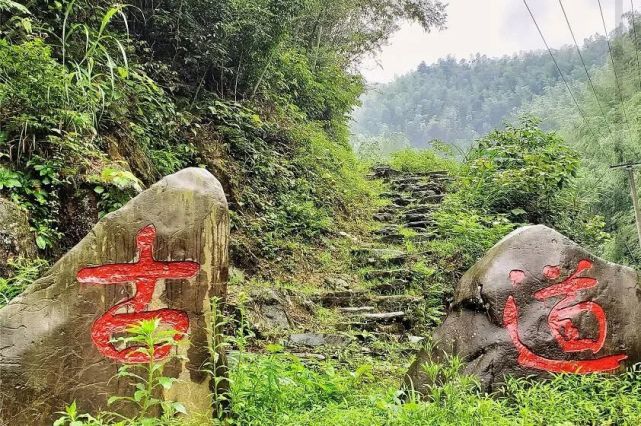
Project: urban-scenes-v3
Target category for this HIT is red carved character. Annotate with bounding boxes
[77,225,200,363]
[503,260,627,373]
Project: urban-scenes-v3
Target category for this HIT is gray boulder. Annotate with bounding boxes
[0,168,230,424]
[406,225,641,393]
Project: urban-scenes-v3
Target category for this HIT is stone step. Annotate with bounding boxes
[317,290,370,307]
[403,213,433,222]
[338,306,376,313]
[404,220,434,229]
[370,165,399,179]
[409,232,438,243]
[404,206,438,215]
[410,190,438,198]
[364,269,413,282]
[361,311,405,321]
[371,279,410,295]
[374,295,423,312]
[391,197,415,206]
[390,176,424,185]
[377,233,404,244]
[377,205,402,215]
[373,212,395,222]
[419,194,445,204]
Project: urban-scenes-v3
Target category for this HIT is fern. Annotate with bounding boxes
[0,0,30,14]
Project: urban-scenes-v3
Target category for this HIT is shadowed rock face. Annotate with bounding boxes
[0,198,37,276]
[406,225,641,394]
[0,168,229,425]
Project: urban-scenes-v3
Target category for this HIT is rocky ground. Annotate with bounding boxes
[227,165,453,366]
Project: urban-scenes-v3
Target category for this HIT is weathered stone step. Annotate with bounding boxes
[361,311,405,321]
[378,234,404,244]
[316,290,370,307]
[377,205,402,215]
[364,269,412,282]
[410,189,438,198]
[403,213,432,222]
[374,295,423,312]
[338,306,376,313]
[370,165,399,179]
[404,220,434,229]
[404,206,437,215]
[373,212,395,222]
[390,176,423,185]
[409,232,438,243]
[371,279,410,295]
[391,196,415,206]
[419,194,445,204]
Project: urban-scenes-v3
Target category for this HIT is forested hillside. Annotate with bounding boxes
[352,36,608,152]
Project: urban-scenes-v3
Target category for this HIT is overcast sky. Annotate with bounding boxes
[360,0,626,83]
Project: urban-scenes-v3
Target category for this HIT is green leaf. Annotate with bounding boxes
[172,402,187,414]
[157,376,174,389]
[133,389,145,402]
[36,236,47,250]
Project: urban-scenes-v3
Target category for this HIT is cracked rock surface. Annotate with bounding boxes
[405,225,641,393]
[0,168,229,424]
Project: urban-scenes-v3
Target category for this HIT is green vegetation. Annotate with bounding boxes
[226,352,640,426]
[0,257,48,307]
[525,14,641,267]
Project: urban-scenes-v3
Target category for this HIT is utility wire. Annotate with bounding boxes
[597,0,635,139]
[523,0,600,142]
[630,0,641,90]
[559,0,615,138]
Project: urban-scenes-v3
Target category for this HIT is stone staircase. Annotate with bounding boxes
[262,164,451,361]
[306,165,451,343]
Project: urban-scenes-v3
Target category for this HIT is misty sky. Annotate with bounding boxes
[360,0,626,83]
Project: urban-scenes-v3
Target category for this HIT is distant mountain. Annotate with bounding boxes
[352,36,608,151]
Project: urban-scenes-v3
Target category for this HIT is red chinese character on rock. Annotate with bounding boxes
[502,259,627,373]
[77,225,200,363]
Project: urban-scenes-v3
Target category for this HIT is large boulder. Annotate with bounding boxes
[406,225,641,393]
[0,197,37,276]
[0,168,229,424]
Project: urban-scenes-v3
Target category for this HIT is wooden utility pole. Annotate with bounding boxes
[611,162,641,249]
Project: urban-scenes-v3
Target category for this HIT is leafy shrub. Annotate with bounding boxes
[389,147,459,174]
[460,117,580,224]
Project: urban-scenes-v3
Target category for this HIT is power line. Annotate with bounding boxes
[558,0,614,138]
[523,0,600,142]
[630,0,641,90]
[597,0,635,139]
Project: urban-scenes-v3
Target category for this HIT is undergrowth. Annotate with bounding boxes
[227,351,641,426]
